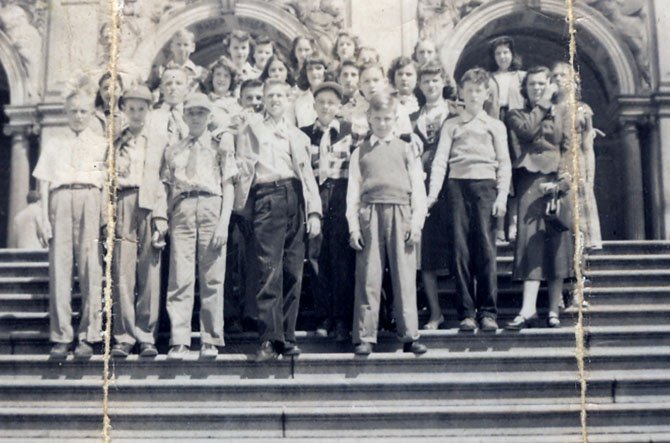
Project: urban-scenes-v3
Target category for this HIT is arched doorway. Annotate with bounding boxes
[446,1,641,240]
[132,0,314,81]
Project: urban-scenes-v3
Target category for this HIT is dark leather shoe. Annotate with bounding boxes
[403,341,428,354]
[74,341,94,359]
[167,345,190,360]
[354,342,373,355]
[505,314,538,331]
[139,343,158,357]
[459,318,477,331]
[50,343,71,359]
[254,341,278,363]
[111,342,133,357]
[479,317,499,332]
[282,344,301,357]
[334,320,349,343]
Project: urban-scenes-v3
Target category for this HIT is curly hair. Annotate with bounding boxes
[519,66,552,103]
[331,31,361,61]
[204,56,239,94]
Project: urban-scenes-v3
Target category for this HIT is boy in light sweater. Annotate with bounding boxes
[347,92,428,355]
[427,68,511,332]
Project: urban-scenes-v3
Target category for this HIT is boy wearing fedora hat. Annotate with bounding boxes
[161,93,237,360]
[111,85,167,358]
[300,81,357,342]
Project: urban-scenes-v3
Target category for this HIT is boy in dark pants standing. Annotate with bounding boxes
[427,68,511,331]
[301,81,356,342]
[235,79,322,362]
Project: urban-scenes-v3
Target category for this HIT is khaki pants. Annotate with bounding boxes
[48,188,103,344]
[167,195,225,347]
[112,189,161,345]
[353,203,419,344]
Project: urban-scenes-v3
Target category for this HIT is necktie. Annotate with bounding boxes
[318,125,332,185]
[168,108,186,143]
[185,137,199,180]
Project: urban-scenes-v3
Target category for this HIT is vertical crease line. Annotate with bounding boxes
[565,1,589,442]
[102,0,121,440]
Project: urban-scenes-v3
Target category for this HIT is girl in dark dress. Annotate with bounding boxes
[411,61,457,329]
[505,66,574,329]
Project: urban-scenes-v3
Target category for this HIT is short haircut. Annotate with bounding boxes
[205,56,239,94]
[488,35,523,72]
[239,78,264,94]
[63,73,97,105]
[415,61,457,104]
[367,91,397,114]
[359,62,385,79]
[459,67,490,88]
[255,35,274,48]
[551,61,582,98]
[520,65,552,102]
[171,29,195,45]
[161,63,188,82]
[331,31,361,60]
[259,54,296,87]
[338,59,360,77]
[297,56,329,91]
[263,78,289,94]
[387,56,416,87]
[417,60,444,81]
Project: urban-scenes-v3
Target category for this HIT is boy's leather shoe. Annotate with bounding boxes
[139,343,158,357]
[403,341,428,354]
[479,317,499,332]
[459,318,477,331]
[282,344,301,357]
[111,342,133,357]
[74,341,94,359]
[49,343,71,359]
[255,341,278,363]
[354,342,373,355]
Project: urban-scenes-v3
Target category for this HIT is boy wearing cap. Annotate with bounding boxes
[33,84,107,359]
[300,81,356,342]
[161,93,237,360]
[347,92,428,356]
[235,79,322,362]
[110,85,167,358]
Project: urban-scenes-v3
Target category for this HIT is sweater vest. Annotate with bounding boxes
[358,138,411,205]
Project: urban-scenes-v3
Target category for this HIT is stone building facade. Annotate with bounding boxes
[0,0,666,245]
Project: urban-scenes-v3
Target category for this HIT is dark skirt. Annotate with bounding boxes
[419,188,450,272]
[512,169,574,281]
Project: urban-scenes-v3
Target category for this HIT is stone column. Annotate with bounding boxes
[619,119,646,239]
[646,116,665,239]
[5,128,31,245]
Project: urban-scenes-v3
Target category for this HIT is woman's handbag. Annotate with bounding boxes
[545,187,572,232]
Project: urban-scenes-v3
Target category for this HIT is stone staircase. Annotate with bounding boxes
[0,242,669,441]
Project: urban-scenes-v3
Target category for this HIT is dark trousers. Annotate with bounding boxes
[252,179,305,345]
[306,179,355,327]
[446,179,498,320]
[224,214,258,320]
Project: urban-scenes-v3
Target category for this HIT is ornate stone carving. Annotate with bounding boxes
[585,0,651,90]
[0,1,46,101]
[268,0,345,54]
[417,0,488,45]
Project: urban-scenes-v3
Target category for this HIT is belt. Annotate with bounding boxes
[252,178,299,193]
[319,178,346,189]
[176,190,218,200]
[117,186,139,193]
[53,184,97,191]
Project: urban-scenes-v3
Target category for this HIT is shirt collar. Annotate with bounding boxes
[162,102,183,113]
[315,118,340,133]
[370,134,394,146]
[460,109,488,124]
